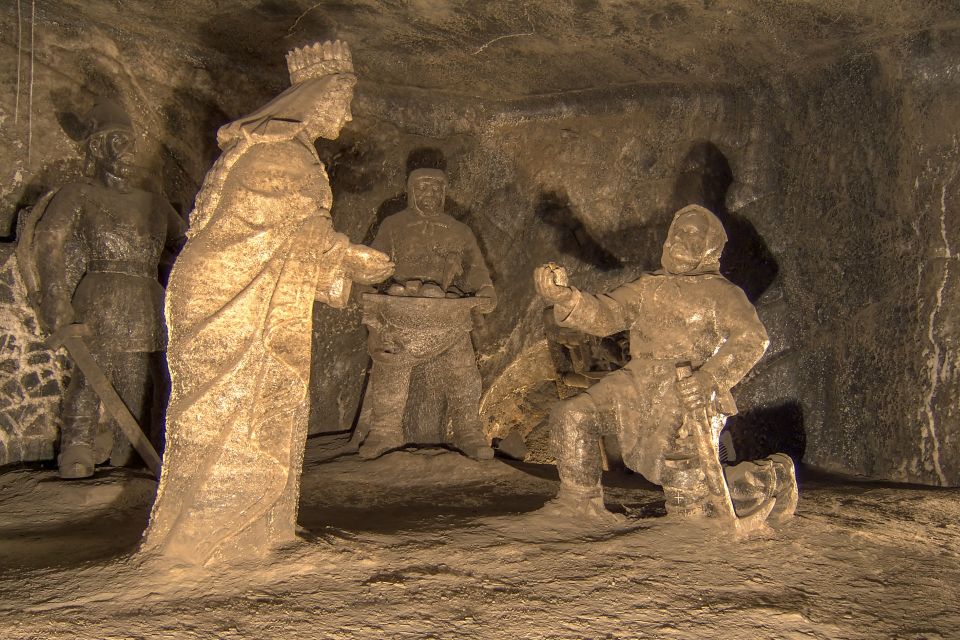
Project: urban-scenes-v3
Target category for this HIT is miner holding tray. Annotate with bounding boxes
[533,204,798,529]
[355,168,497,460]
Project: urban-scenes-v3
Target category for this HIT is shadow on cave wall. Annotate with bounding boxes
[671,141,779,302]
[199,0,340,107]
[671,141,807,462]
[536,191,622,271]
[319,131,390,197]
[156,89,231,219]
[726,401,807,463]
[3,71,125,240]
[184,0,343,218]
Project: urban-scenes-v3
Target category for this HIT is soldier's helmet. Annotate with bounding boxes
[83,99,133,139]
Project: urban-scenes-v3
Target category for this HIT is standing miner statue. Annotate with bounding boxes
[355,168,497,460]
[24,99,186,479]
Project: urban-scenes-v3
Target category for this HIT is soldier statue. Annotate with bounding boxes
[29,99,185,479]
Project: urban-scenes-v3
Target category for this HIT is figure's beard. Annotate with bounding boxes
[418,202,442,215]
[413,196,444,216]
[101,157,135,192]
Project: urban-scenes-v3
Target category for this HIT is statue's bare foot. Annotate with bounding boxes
[358,430,405,460]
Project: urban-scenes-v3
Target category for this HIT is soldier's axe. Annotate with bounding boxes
[47,323,161,477]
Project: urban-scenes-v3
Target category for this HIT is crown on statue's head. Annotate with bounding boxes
[286,40,354,84]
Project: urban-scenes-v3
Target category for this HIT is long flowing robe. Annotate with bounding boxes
[141,81,352,564]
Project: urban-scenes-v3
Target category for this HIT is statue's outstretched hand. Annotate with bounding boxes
[533,264,574,305]
[345,244,395,285]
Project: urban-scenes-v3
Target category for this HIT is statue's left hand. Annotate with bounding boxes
[677,370,716,412]
[345,244,395,284]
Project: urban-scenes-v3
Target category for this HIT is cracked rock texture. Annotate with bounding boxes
[0,1,958,484]
[0,247,68,465]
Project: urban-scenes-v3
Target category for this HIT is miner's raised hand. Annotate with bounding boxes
[533,263,574,305]
[345,244,395,284]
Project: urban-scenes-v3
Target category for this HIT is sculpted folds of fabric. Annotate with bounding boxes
[143,127,352,564]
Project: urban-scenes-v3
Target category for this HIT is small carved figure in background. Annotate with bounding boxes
[25,100,185,479]
[355,168,496,460]
[533,205,797,528]
[141,41,394,566]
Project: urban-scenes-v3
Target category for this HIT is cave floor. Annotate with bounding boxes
[1,439,958,640]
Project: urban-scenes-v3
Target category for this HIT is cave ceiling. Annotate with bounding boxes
[32,0,958,100]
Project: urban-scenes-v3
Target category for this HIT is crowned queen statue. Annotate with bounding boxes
[140,40,394,566]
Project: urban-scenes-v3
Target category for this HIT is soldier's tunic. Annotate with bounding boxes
[35,180,184,461]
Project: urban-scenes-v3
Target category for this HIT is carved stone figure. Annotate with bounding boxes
[24,100,185,479]
[140,41,394,566]
[355,168,496,460]
[533,205,797,527]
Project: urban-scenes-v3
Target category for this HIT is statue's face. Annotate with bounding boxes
[662,212,709,273]
[90,129,137,191]
[411,178,445,216]
[307,82,354,140]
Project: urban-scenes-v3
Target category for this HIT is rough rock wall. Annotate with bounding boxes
[906,37,960,487]
[1,1,959,484]
[0,247,67,465]
[752,31,960,487]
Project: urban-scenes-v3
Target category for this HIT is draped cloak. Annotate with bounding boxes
[141,77,352,564]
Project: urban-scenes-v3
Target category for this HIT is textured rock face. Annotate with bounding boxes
[772,37,960,486]
[0,248,67,465]
[1,1,958,484]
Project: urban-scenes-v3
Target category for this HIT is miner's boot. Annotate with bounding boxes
[767,452,799,523]
[357,362,410,460]
[535,481,626,525]
[537,394,626,524]
[358,427,406,460]
[450,428,494,461]
[57,444,94,480]
[58,443,95,479]
[110,435,137,467]
[58,414,97,479]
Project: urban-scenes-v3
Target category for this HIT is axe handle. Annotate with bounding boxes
[675,363,738,521]
[61,335,162,476]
